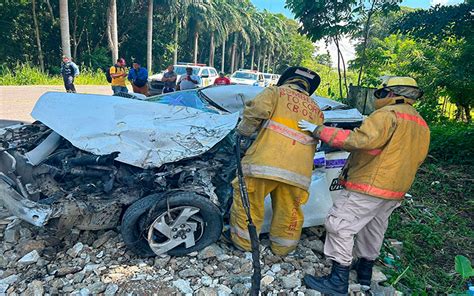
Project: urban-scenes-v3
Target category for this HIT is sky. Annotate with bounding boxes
[252,0,464,18]
[252,0,464,67]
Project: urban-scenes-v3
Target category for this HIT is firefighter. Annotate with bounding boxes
[298,76,430,294]
[229,66,324,256]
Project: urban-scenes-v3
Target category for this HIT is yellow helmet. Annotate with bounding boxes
[374,76,423,99]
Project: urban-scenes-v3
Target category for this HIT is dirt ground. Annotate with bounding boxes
[0,85,112,126]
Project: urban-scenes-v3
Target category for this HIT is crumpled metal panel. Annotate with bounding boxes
[31,92,239,169]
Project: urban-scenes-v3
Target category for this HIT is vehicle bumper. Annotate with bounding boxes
[0,178,52,227]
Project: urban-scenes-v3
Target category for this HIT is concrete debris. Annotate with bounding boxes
[66,242,84,258]
[0,223,400,295]
[18,250,40,265]
[172,279,193,294]
[372,266,388,283]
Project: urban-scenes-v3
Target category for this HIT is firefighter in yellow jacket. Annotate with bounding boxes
[230,67,324,256]
[299,76,430,294]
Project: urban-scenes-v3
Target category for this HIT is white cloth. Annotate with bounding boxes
[178,74,201,90]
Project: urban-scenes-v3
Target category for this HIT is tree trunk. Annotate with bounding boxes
[334,38,343,98]
[209,32,215,67]
[230,33,238,73]
[106,0,118,63]
[339,44,349,96]
[267,48,272,72]
[147,0,153,72]
[32,0,44,72]
[59,0,71,57]
[262,47,267,73]
[193,31,199,64]
[173,16,179,65]
[250,46,255,70]
[221,37,226,73]
[357,0,376,86]
[257,48,261,72]
[45,0,55,22]
[240,44,245,69]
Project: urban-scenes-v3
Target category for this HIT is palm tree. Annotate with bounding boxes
[59,0,71,57]
[32,0,44,72]
[214,0,241,72]
[147,0,153,72]
[156,0,193,65]
[187,1,214,64]
[106,0,118,62]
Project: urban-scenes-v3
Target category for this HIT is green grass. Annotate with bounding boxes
[0,64,107,85]
[382,123,474,294]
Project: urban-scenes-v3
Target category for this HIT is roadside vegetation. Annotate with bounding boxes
[0,64,107,86]
[382,123,473,294]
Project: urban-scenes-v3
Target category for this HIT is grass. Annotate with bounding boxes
[0,64,108,86]
[381,123,474,294]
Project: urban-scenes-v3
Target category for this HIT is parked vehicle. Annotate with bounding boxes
[148,63,218,95]
[0,85,363,257]
[262,73,279,87]
[230,70,266,87]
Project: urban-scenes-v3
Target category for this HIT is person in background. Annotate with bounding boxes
[110,58,128,94]
[214,72,231,86]
[128,60,149,96]
[61,55,80,93]
[177,67,200,90]
[162,65,177,93]
[299,76,430,295]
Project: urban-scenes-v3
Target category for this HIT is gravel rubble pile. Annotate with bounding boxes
[0,216,400,295]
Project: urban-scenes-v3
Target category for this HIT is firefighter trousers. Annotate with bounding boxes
[230,177,309,256]
[324,190,402,266]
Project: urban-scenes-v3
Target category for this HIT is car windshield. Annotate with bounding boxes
[148,89,219,114]
[174,66,199,75]
[233,72,257,80]
[264,74,271,79]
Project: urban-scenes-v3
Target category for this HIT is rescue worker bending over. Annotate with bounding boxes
[230,66,324,256]
[299,76,430,295]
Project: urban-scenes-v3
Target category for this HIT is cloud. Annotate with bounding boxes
[430,0,449,6]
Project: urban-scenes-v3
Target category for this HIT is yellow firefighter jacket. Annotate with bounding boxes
[237,85,324,190]
[313,97,430,200]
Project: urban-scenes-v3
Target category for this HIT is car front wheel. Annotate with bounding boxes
[121,191,223,257]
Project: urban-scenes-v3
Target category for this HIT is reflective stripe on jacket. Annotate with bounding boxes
[237,85,324,190]
[314,97,430,200]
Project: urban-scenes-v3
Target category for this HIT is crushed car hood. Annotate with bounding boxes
[200,85,363,122]
[31,92,239,169]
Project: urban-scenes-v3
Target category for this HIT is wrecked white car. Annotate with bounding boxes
[0,85,362,257]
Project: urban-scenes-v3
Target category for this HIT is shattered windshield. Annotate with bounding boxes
[148,90,220,113]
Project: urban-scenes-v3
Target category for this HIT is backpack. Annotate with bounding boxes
[105,66,115,83]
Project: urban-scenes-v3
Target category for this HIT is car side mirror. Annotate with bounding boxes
[202,75,209,78]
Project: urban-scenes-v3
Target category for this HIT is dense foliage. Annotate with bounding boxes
[349,2,473,122]
[0,0,317,76]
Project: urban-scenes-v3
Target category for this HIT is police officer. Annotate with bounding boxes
[230,66,324,256]
[299,76,430,294]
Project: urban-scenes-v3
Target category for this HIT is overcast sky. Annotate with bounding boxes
[252,0,464,67]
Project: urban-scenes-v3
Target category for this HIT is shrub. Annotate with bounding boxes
[0,63,107,86]
[428,122,474,165]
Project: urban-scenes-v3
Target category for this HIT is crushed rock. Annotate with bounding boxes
[0,222,399,295]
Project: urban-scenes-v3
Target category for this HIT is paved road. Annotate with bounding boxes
[0,85,111,125]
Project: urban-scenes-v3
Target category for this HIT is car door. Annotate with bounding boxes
[201,69,210,87]
[209,68,218,84]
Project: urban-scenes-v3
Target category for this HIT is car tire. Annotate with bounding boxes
[121,194,162,257]
[121,191,223,257]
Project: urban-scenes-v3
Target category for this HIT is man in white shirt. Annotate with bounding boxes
[177,67,201,90]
